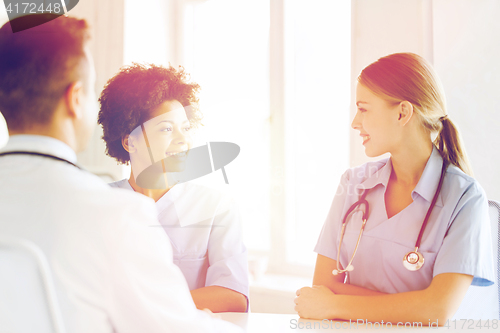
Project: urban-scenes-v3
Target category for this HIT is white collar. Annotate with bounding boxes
[0,135,77,164]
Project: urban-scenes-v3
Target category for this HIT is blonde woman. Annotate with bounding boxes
[295,53,494,324]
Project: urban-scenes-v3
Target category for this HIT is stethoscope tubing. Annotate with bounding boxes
[333,160,448,275]
[333,190,369,275]
[414,160,448,251]
[0,151,82,169]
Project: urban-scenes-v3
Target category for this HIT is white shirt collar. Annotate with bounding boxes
[0,135,77,163]
[411,146,445,206]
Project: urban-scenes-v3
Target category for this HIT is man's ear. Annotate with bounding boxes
[64,81,85,120]
[122,134,136,153]
[397,101,414,126]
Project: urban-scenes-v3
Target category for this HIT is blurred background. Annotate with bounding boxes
[1,0,499,313]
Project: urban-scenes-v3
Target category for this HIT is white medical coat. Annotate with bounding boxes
[0,135,242,333]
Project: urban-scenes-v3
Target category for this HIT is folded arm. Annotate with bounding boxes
[312,254,385,296]
[296,255,472,325]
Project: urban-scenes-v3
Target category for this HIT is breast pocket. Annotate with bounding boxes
[342,227,438,294]
[375,241,438,293]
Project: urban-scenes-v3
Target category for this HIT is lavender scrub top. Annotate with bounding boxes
[110,180,249,303]
[314,146,495,294]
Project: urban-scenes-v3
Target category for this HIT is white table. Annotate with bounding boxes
[220,313,500,332]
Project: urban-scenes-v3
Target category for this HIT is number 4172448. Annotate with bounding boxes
[5,2,65,15]
[443,319,498,330]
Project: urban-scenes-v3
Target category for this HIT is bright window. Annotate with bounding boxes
[283,0,351,267]
[182,0,271,253]
[123,0,351,275]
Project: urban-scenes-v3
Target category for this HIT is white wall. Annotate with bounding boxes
[0,7,8,149]
[0,113,7,149]
[124,0,171,66]
[433,0,500,201]
[350,0,431,166]
[70,0,128,180]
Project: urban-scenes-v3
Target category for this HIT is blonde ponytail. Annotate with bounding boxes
[435,116,473,176]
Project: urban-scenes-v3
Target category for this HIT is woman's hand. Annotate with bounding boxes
[294,285,336,320]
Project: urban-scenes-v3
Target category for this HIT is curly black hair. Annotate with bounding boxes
[98,63,202,164]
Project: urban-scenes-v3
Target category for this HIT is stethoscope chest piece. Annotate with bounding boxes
[403,249,424,271]
[332,264,354,276]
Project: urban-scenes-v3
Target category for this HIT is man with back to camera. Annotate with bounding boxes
[0,14,242,333]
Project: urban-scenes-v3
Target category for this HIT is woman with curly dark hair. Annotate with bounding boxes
[98,64,249,313]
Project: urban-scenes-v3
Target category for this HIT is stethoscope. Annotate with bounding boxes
[332,160,448,275]
[0,151,81,169]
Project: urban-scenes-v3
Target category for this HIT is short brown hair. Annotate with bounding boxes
[0,14,90,130]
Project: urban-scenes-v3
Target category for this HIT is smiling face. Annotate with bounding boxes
[126,100,193,175]
[352,83,402,157]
